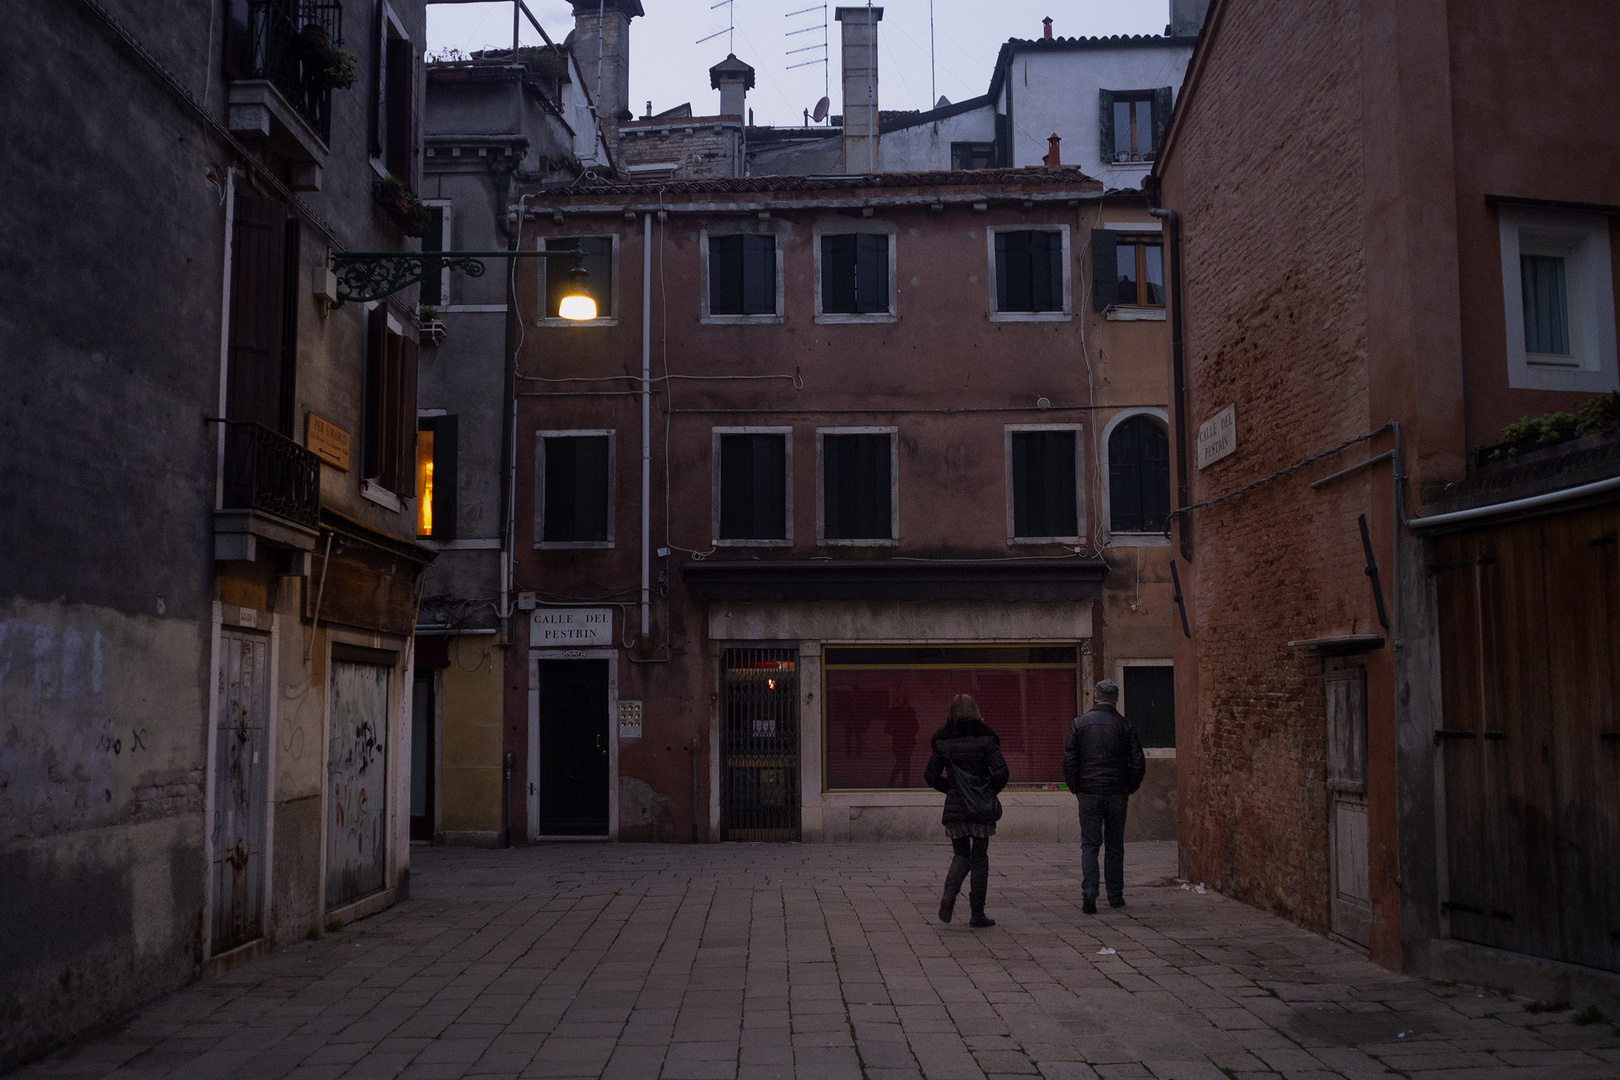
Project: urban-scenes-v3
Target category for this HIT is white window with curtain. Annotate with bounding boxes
[1497,203,1617,392]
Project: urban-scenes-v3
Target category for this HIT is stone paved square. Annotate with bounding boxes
[16,843,1620,1080]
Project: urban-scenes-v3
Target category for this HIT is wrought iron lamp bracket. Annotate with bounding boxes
[328,249,586,307]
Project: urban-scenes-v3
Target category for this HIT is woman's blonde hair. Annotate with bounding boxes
[946,693,981,723]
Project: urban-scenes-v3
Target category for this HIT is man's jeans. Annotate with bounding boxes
[1077,792,1130,904]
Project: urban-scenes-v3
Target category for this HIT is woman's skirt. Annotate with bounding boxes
[945,822,996,840]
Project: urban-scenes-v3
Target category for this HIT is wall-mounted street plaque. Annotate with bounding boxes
[530,607,613,647]
[1197,405,1236,469]
[306,412,351,471]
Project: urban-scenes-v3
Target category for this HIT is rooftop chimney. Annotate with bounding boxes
[835,6,882,174]
[570,0,644,135]
[1042,16,1053,41]
[1044,133,1061,166]
[1168,0,1209,37]
[709,53,756,118]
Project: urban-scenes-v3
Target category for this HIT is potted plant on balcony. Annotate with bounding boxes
[375,175,432,237]
[294,24,357,89]
[417,307,447,346]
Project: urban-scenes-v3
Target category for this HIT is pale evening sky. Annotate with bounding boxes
[426,1,1170,128]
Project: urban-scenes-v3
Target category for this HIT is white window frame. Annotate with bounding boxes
[1497,205,1618,392]
[701,228,786,324]
[712,426,794,548]
[986,223,1072,323]
[418,200,452,309]
[1100,408,1171,547]
[1115,657,1175,759]
[812,220,899,324]
[1004,423,1087,545]
[534,428,615,550]
[537,233,619,327]
[816,426,899,546]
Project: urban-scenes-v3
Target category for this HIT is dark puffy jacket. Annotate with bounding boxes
[924,718,1010,826]
[1062,704,1146,795]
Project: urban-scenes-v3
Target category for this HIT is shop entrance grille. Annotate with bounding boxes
[720,647,801,841]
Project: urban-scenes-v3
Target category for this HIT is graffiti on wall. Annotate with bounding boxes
[326,660,388,909]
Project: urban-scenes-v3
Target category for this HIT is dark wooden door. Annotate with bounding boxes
[1435,505,1620,971]
[538,659,610,835]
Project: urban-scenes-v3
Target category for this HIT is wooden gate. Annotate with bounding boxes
[1434,503,1620,971]
[721,647,800,841]
[327,659,390,909]
[212,629,270,953]
[1326,662,1371,947]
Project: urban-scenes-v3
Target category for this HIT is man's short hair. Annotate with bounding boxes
[1094,678,1120,702]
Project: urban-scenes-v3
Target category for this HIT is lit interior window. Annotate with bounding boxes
[416,429,434,536]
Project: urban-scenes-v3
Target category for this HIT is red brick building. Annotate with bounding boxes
[1153,0,1619,1002]
[498,169,1183,845]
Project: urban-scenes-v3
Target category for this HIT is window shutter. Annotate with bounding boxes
[1036,231,1063,313]
[421,208,444,306]
[432,415,458,541]
[222,0,253,80]
[545,235,579,318]
[856,233,889,313]
[542,437,576,542]
[226,194,288,432]
[752,434,787,539]
[1012,431,1076,538]
[824,434,889,539]
[709,235,744,314]
[742,235,775,315]
[575,436,610,541]
[1090,229,1118,312]
[1098,90,1116,164]
[821,234,857,314]
[364,307,388,479]
[1141,418,1171,531]
[1109,415,1168,532]
[1151,87,1173,157]
[998,231,1037,312]
[370,5,387,158]
[719,434,754,539]
[279,215,300,436]
[386,38,414,182]
[395,334,418,494]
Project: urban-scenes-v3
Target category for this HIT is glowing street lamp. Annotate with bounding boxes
[557,262,597,321]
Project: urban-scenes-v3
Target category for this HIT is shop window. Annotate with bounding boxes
[1121,664,1175,749]
[542,236,614,323]
[1108,414,1171,534]
[992,228,1068,315]
[819,233,891,316]
[1009,428,1079,541]
[716,430,791,543]
[824,645,1079,789]
[416,415,457,540]
[819,430,895,542]
[538,432,613,546]
[706,233,778,317]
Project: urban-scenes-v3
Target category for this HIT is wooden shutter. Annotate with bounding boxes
[856,234,888,314]
[394,333,418,494]
[546,235,581,318]
[742,235,776,315]
[996,231,1032,312]
[421,208,444,306]
[1098,90,1116,164]
[1140,417,1170,530]
[1012,431,1076,538]
[364,307,387,478]
[1151,87,1173,157]
[279,215,300,436]
[1108,417,1145,532]
[1091,229,1118,311]
[385,36,415,184]
[1035,231,1063,312]
[823,434,890,540]
[709,235,744,314]
[719,434,785,541]
[821,234,857,314]
[429,415,457,540]
[227,194,288,432]
[369,3,387,158]
[543,436,610,543]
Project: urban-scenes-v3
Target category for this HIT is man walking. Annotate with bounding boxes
[1063,679,1146,914]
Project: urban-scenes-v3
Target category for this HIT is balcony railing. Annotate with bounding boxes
[222,421,321,530]
[238,1,344,143]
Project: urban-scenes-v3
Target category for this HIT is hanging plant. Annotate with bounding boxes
[319,47,358,90]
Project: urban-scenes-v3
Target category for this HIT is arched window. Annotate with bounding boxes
[1108,414,1171,533]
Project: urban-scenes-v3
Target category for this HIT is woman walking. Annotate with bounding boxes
[924,693,1010,928]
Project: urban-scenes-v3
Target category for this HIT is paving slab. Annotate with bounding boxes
[16,843,1620,1080]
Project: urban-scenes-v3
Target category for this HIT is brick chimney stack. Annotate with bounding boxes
[1042,17,1053,41]
[570,0,643,139]
[835,6,883,174]
[1044,133,1061,166]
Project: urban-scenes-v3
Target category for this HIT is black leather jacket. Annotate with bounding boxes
[924,719,1010,826]
[1062,704,1146,795]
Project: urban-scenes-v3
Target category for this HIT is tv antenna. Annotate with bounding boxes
[698,0,736,54]
[785,2,829,113]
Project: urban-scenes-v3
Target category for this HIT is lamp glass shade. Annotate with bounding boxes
[558,293,597,321]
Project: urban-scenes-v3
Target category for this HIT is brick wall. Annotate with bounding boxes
[1160,0,1381,934]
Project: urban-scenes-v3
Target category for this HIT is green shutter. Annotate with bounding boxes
[1098,89,1116,164]
[1090,229,1118,312]
[1151,87,1173,157]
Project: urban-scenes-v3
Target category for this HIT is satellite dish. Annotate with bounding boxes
[812,96,830,122]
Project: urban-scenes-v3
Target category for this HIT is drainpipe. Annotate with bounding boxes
[640,213,652,651]
[1149,206,1193,561]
